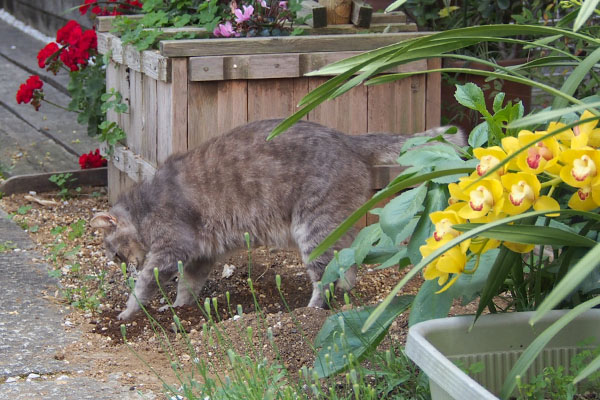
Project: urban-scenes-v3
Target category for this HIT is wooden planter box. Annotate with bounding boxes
[97,26,441,227]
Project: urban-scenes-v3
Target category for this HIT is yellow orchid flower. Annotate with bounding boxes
[420,235,470,288]
[430,209,465,241]
[501,172,540,215]
[568,185,600,211]
[500,136,521,170]
[559,149,600,188]
[515,130,561,175]
[548,111,600,149]
[457,178,504,219]
[473,146,508,178]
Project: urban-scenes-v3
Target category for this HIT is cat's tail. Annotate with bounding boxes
[344,126,466,165]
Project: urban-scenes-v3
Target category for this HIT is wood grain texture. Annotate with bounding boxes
[156,78,172,164]
[319,0,352,24]
[187,80,248,149]
[351,0,372,28]
[298,0,327,28]
[370,11,406,23]
[142,74,158,165]
[118,63,131,139]
[127,70,144,155]
[160,32,426,57]
[171,58,189,154]
[425,58,442,129]
[189,54,300,81]
[307,77,367,134]
[247,78,310,122]
[105,61,120,126]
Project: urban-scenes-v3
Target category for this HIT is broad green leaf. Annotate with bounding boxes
[380,185,428,245]
[351,223,382,265]
[500,296,600,399]
[507,101,600,128]
[408,279,454,326]
[320,248,356,287]
[468,122,489,148]
[455,83,487,114]
[308,167,475,261]
[531,241,600,325]
[453,249,499,305]
[396,143,462,168]
[453,224,598,247]
[493,92,506,113]
[313,295,414,377]
[573,0,600,32]
[374,248,409,270]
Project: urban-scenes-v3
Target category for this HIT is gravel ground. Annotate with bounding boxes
[0,187,422,395]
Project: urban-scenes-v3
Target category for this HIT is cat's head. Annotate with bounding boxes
[91,206,147,267]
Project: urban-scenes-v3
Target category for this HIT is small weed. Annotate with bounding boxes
[28,225,39,233]
[49,173,79,199]
[50,225,67,236]
[17,205,31,215]
[0,241,16,252]
[68,219,86,240]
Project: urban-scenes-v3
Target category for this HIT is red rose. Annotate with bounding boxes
[79,149,107,169]
[79,0,96,15]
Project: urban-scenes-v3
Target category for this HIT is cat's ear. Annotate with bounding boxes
[91,212,118,230]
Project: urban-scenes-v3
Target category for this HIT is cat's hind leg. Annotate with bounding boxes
[158,258,214,312]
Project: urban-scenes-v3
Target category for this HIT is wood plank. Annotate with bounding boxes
[110,36,123,63]
[0,168,107,195]
[157,59,188,162]
[411,74,427,132]
[351,0,372,28]
[124,44,142,72]
[97,31,111,54]
[142,50,171,82]
[248,79,301,121]
[127,70,144,155]
[298,0,327,28]
[371,11,406,24]
[160,32,427,57]
[156,78,172,164]
[96,15,143,32]
[189,54,300,81]
[307,76,367,134]
[118,63,131,139]
[319,0,352,24]
[425,58,441,129]
[171,58,189,154]
[187,80,248,149]
[142,74,158,165]
[303,22,416,34]
[105,61,119,126]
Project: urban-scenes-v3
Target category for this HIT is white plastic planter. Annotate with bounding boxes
[405,310,600,399]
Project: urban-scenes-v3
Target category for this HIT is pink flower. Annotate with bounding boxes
[279,1,287,9]
[260,0,268,7]
[234,5,254,23]
[213,21,239,38]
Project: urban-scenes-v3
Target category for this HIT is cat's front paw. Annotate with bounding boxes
[117,308,137,321]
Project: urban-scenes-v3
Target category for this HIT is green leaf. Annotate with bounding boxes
[492,92,506,113]
[573,0,600,32]
[553,47,600,110]
[380,185,427,245]
[532,241,600,325]
[574,352,600,384]
[468,122,489,148]
[500,296,600,399]
[320,248,356,287]
[453,224,598,247]
[313,295,413,377]
[454,83,487,114]
[396,143,462,168]
[351,223,382,265]
[408,279,454,326]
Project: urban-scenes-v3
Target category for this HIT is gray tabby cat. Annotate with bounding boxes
[91,119,461,320]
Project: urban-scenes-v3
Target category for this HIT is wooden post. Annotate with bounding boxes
[318,0,352,24]
[351,0,372,28]
[298,1,328,28]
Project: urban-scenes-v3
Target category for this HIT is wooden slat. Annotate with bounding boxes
[124,44,142,71]
[298,0,327,28]
[304,22,416,34]
[97,32,111,54]
[96,15,144,32]
[370,11,406,24]
[160,32,427,57]
[425,58,442,129]
[142,50,171,82]
[351,0,373,28]
[189,53,426,81]
[105,61,119,125]
[118,63,131,137]
[411,74,427,132]
[110,36,124,63]
[142,74,158,165]
[319,0,352,24]
[307,76,367,134]
[247,78,310,122]
[367,79,403,133]
[188,54,300,81]
[187,80,248,149]
[157,59,188,163]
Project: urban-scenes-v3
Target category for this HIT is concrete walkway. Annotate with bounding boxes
[0,10,148,399]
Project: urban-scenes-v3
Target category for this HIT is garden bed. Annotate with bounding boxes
[96,24,442,227]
